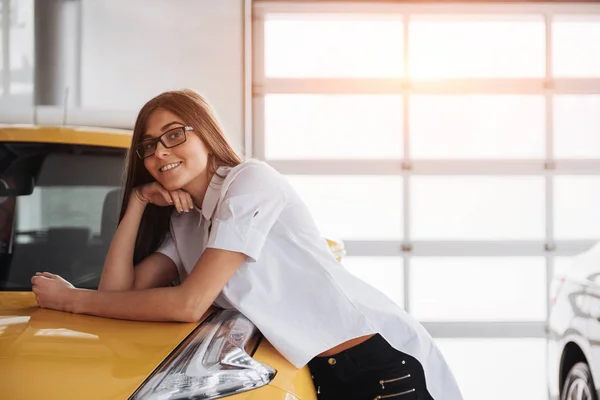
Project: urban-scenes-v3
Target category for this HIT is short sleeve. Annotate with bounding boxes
[155,232,183,270]
[206,162,287,262]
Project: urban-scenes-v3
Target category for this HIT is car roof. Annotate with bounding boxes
[0,125,132,149]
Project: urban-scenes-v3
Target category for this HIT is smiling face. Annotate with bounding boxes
[142,107,210,192]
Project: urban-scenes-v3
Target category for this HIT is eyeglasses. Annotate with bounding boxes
[136,126,193,159]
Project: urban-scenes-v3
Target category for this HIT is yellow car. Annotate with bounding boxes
[0,126,343,400]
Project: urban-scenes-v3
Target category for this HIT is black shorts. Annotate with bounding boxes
[307,334,435,400]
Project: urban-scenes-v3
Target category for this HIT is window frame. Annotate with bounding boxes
[251,1,600,339]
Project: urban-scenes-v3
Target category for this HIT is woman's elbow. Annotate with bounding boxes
[177,305,204,323]
[176,295,206,323]
[177,312,202,323]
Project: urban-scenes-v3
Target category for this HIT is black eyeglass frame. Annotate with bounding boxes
[135,126,194,159]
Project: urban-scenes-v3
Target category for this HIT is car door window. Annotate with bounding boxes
[0,145,125,290]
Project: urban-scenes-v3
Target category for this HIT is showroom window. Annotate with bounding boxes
[0,0,34,106]
[253,3,600,399]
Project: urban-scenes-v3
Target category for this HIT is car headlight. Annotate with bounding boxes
[130,310,276,400]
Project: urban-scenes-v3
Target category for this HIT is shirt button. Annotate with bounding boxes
[328,357,336,365]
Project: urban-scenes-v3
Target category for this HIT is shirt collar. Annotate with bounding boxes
[199,165,231,221]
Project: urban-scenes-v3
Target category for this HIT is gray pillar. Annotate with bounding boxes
[34,0,80,106]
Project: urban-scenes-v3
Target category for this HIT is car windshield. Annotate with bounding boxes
[0,142,125,291]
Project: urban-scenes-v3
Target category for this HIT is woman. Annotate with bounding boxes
[31,89,462,400]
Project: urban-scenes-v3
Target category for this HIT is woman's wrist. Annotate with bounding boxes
[122,193,148,221]
[131,188,149,207]
[67,288,84,314]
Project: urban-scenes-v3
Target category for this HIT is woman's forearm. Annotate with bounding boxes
[71,286,207,322]
[98,198,146,291]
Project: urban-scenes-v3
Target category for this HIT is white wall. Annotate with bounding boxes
[80,0,245,152]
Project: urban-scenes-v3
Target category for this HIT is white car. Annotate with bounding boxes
[548,241,600,400]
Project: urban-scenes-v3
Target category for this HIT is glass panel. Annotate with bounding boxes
[411,176,546,240]
[286,175,403,240]
[342,257,404,308]
[4,148,124,292]
[265,94,403,159]
[264,14,404,78]
[554,176,600,240]
[553,15,600,78]
[436,339,546,400]
[554,95,600,159]
[409,15,545,78]
[29,187,115,234]
[411,257,546,321]
[411,95,545,159]
[9,0,34,104]
[0,1,3,97]
[12,186,116,290]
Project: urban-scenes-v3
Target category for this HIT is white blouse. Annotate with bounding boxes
[157,160,463,400]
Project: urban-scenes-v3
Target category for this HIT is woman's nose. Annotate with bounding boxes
[155,141,170,158]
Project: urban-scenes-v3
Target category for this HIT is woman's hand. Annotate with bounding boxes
[133,182,194,213]
[31,272,76,313]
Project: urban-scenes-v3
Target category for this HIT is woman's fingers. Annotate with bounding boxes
[134,183,195,211]
[181,191,194,211]
[35,272,56,279]
[159,187,173,206]
[170,191,194,213]
[170,191,185,213]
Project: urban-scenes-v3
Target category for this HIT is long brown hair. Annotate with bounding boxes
[120,89,243,264]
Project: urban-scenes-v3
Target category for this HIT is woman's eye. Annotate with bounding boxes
[168,131,182,140]
[142,142,154,150]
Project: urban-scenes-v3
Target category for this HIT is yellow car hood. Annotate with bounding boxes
[0,292,200,400]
